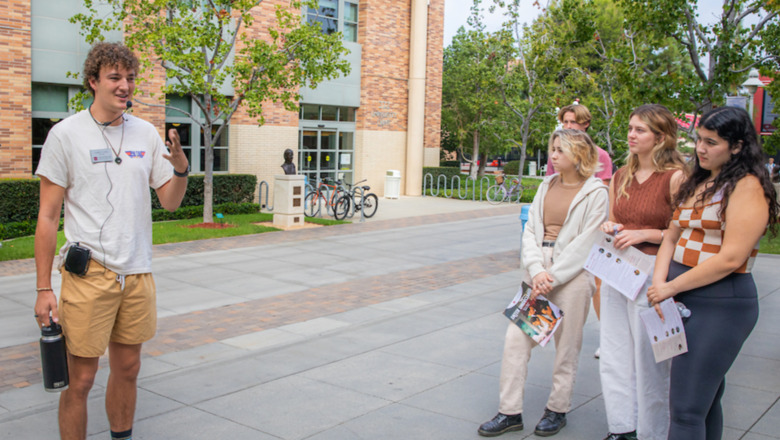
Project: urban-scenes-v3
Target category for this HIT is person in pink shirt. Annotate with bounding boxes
[546,103,612,359]
[546,104,613,182]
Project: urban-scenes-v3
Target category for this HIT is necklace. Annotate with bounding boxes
[558,176,585,188]
[89,107,125,164]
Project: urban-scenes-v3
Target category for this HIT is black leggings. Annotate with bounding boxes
[666,261,758,440]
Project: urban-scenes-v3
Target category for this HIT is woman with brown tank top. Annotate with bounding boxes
[598,105,686,440]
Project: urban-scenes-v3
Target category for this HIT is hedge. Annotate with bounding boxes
[151,202,260,221]
[0,203,260,240]
[422,167,462,188]
[503,161,520,176]
[439,160,460,168]
[0,174,257,226]
[0,179,40,223]
[151,174,257,209]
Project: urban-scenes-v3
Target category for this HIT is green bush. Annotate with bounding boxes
[0,179,41,223]
[440,160,460,168]
[152,202,260,222]
[0,175,257,225]
[151,174,258,209]
[422,167,462,189]
[503,161,520,176]
[0,218,64,240]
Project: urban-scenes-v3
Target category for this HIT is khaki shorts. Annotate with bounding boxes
[59,261,157,358]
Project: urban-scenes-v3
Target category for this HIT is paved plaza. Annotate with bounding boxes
[0,196,778,439]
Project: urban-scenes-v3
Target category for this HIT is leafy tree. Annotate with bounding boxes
[71,0,350,222]
[441,3,511,178]
[491,0,561,176]
[538,0,695,157]
[618,0,778,134]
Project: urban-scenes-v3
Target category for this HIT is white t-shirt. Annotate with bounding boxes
[36,110,174,274]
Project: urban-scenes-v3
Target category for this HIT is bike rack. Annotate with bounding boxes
[421,172,504,202]
[444,175,456,198]
[423,173,434,196]
[352,186,366,223]
[480,176,491,201]
[457,175,469,199]
[437,174,448,198]
[258,181,273,211]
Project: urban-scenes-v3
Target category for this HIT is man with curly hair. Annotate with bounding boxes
[33,42,189,440]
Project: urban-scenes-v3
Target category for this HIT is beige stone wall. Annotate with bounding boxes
[228,124,298,205]
[424,146,440,167]
[355,130,407,197]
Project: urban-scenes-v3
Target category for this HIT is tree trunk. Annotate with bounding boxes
[202,129,214,224]
[470,128,480,179]
[477,152,486,178]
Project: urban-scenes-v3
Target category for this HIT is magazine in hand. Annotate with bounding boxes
[504,282,564,347]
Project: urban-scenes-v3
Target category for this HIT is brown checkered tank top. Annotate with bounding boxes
[671,190,759,273]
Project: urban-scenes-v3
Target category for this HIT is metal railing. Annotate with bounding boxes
[422,173,492,201]
[258,180,273,211]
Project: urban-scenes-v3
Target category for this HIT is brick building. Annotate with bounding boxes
[0,0,444,197]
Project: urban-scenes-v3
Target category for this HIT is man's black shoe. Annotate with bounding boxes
[603,432,638,440]
[477,412,524,437]
[534,408,567,437]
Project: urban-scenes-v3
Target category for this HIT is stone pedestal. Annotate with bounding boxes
[273,175,306,228]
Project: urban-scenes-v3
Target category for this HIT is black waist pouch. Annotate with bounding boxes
[64,243,91,276]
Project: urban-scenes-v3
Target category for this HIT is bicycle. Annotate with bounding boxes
[304,178,349,218]
[334,179,379,220]
[486,173,524,205]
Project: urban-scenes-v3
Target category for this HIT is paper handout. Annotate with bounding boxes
[504,283,564,347]
[583,232,655,300]
[639,298,689,363]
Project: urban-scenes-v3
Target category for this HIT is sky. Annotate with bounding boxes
[443,0,733,48]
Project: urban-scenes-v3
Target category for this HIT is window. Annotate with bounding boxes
[165,94,229,172]
[298,104,357,185]
[344,1,358,42]
[307,0,358,42]
[299,105,357,122]
[31,84,92,173]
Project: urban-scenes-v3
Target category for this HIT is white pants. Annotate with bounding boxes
[499,247,594,414]
[599,269,671,440]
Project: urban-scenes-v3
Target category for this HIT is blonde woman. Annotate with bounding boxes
[599,104,686,440]
[479,129,608,437]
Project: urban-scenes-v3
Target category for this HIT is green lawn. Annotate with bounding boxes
[0,213,346,262]
[759,234,780,255]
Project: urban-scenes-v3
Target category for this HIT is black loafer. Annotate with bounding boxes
[534,408,567,437]
[478,412,524,437]
[603,432,637,440]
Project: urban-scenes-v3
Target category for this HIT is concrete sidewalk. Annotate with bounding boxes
[0,196,778,439]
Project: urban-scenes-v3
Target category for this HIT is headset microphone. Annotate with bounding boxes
[126,101,133,109]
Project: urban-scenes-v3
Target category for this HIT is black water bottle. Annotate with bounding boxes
[40,319,69,392]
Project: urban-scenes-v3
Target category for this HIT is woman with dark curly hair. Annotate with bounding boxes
[648,106,779,440]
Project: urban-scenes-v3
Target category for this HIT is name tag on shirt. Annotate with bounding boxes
[90,149,114,164]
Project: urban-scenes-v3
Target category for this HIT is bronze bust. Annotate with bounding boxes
[281,148,296,175]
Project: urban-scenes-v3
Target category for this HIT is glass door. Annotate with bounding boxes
[299,128,353,187]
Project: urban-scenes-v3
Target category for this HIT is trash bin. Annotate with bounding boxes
[528,162,537,177]
[385,170,401,199]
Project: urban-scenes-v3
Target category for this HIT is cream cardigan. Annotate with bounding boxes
[521,174,609,287]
